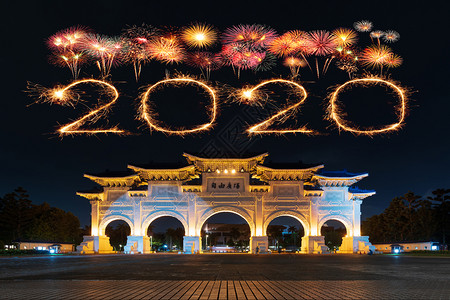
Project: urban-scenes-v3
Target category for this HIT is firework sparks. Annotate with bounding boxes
[370,30,384,39]
[332,28,358,47]
[384,53,403,68]
[147,37,185,64]
[222,24,278,50]
[353,20,373,32]
[48,27,88,79]
[80,34,124,77]
[359,45,393,69]
[383,30,400,43]
[121,24,160,81]
[187,52,221,80]
[140,77,217,135]
[182,23,217,48]
[283,56,307,78]
[328,77,407,135]
[237,79,314,134]
[34,79,125,134]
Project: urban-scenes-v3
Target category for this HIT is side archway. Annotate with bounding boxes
[196,207,255,237]
[318,215,353,237]
[99,215,134,236]
[141,211,189,237]
[263,211,310,236]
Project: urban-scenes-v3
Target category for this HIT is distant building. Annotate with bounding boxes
[13,240,75,253]
[372,241,440,253]
[203,223,249,246]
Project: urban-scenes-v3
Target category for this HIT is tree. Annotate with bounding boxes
[105,221,130,251]
[230,227,241,242]
[428,189,450,245]
[0,187,33,243]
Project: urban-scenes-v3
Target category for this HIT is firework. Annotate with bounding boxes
[353,20,373,32]
[187,52,222,80]
[336,59,359,78]
[80,34,124,77]
[147,37,185,64]
[222,24,278,50]
[332,28,358,47]
[359,45,392,69]
[238,79,313,134]
[48,27,88,79]
[305,31,338,56]
[182,23,217,48]
[328,77,407,135]
[254,52,277,72]
[283,56,307,78]
[383,30,400,43]
[269,30,308,57]
[384,53,403,68]
[370,30,384,39]
[121,24,160,81]
[140,77,217,135]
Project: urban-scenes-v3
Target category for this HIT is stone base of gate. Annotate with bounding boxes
[77,236,115,254]
[301,236,328,254]
[183,236,201,254]
[339,236,376,254]
[250,236,269,254]
[124,236,151,254]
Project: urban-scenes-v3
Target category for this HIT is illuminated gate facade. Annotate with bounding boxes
[77,153,376,254]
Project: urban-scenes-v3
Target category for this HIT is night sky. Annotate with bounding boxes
[2,1,449,228]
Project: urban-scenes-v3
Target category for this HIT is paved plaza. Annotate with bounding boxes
[0,254,449,299]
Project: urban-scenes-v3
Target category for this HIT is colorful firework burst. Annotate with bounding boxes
[222,24,278,50]
[269,30,308,57]
[305,30,338,56]
[370,30,384,39]
[359,45,393,68]
[187,52,221,80]
[353,20,373,32]
[332,28,358,47]
[121,23,160,80]
[182,23,218,48]
[147,36,185,64]
[384,53,403,68]
[383,30,400,43]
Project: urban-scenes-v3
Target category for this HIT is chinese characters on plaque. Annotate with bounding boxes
[207,178,245,192]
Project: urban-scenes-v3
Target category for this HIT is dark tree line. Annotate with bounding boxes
[0,187,82,247]
[362,189,450,244]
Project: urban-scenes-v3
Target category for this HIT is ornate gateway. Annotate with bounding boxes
[77,153,376,254]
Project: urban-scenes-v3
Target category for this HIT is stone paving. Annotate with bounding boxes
[0,254,449,299]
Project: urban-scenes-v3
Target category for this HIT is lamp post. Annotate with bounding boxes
[150,236,153,252]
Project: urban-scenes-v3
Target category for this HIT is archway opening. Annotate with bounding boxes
[201,212,251,253]
[105,220,131,252]
[147,216,185,252]
[321,220,347,252]
[267,216,304,253]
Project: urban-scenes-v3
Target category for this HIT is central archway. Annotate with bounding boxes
[196,207,255,238]
[263,211,310,236]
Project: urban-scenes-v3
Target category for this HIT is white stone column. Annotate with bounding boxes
[352,200,362,236]
[132,199,142,236]
[183,236,201,254]
[250,236,269,254]
[90,200,100,236]
[124,236,151,254]
[309,198,320,236]
[254,196,264,236]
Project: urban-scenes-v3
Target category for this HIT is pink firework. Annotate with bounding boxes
[305,31,338,56]
[187,52,222,80]
[222,24,278,49]
[48,26,88,51]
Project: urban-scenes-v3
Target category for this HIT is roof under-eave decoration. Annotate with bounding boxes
[76,191,104,201]
[83,174,140,187]
[127,165,197,181]
[254,164,324,182]
[313,171,368,187]
[183,153,268,173]
[348,187,376,200]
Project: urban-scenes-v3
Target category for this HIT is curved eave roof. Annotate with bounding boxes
[183,152,269,164]
[314,173,368,180]
[127,165,196,173]
[84,174,140,181]
[257,164,324,172]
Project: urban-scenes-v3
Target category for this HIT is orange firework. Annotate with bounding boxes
[384,53,403,69]
[269,30,308,57]
[182,23,217,48]
[147,37,185,64]
[328,77,407,135]
[359,45,393,69]
[332,28,358,47]
[283,56,307,78]
[238,79,314,134]
[140,77,217,135]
